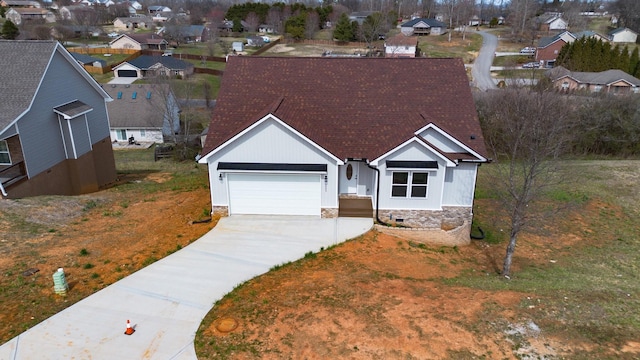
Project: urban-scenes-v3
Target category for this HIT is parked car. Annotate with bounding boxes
[522,62,540,68]
[520,47,536,54]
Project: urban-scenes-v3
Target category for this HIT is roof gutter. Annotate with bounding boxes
[365,161,390,227]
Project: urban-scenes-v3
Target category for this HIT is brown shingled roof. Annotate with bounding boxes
[202,57,487,161]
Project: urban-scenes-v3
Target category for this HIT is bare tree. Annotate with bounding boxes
[359,11,390,48]
[475,88,577,277]
[73,7,99,38]
[266,7,282,34]
[244,12,260,33]
[33,25,52,40]
[305,10,320,39]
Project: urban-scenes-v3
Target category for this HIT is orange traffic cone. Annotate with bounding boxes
[124,320,135,335]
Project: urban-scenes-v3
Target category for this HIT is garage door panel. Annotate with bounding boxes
[118,69,137,77]
[228,174,320,216]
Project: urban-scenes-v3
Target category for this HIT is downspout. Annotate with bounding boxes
[0,182,7,197]
[366,162,390,226]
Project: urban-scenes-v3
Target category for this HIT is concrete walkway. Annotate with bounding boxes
[0,216,372,359]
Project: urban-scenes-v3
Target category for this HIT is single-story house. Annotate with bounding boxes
[109,33,168,50]
[0,40,116,198]
[148,5,171,14]
[608,27,638,43]
[573,30,608,42]
[113,16,154,29]
[547,66,640,94]
[536,31,576,67]
[112,55,194,79]
[158,24,208,43]
[103,84,180,143]
[258,24,275,34]
[537,13,568,32]
[198,57,488,239]
[399,18,447,36]
[70,52,107,68]
[384,33,418,58]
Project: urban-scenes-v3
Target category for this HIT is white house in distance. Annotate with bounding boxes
[103,84,180,144]
[608,27,638,43]
[385,33,418,58]
[198,57,488,244]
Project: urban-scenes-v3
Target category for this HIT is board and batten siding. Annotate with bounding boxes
[442,162,478,207]
[417,127,467,153]
[377,142,445,211]
[206,117,339,210]
[17,49,110,178]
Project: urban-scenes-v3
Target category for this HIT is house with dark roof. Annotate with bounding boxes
[70,52,107,67]
[0,40,116,198]
[198,57,488,242]
[103,84,180,143]
[109,33,168,50]
[547,66,640,94]
[5,7,55,24]
[536,31,576,67]
[400,18,447,36]
[112,55,194,79]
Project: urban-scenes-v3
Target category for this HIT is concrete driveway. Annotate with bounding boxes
[0,216,372,359]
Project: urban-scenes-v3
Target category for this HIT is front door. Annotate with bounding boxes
[345,161,358,194]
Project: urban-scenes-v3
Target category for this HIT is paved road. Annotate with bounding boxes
[472,31,499,91]
[0,216,373,360]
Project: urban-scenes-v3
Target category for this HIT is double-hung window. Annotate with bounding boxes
[0,140,11,165]
[392,171,428,198]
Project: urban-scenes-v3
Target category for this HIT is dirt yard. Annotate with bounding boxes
[1,169,639,359]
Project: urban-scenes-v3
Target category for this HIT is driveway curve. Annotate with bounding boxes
[472,31,499,91]
[0,216,372,359]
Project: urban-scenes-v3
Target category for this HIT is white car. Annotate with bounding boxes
[107,32,119,38]
[520,47,536,54]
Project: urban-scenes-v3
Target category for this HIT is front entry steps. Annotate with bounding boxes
[338,196,373,218]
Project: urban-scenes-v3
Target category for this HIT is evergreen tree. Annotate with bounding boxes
[630,47,639,75]
[333,13,354,42]
[2,20,19,39]
[618,45,631,73]
[285,13,306,39]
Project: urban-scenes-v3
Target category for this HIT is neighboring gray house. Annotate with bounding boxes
[400,18,447,36]
[0,40,116,198]
[103,84,180,143]
[70,52,107,67]
[198,57,488,244]
[112,55,194,79]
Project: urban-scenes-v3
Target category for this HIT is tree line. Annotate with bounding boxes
[556,37,640,78]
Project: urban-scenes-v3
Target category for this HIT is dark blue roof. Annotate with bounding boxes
[70,52,106,66]
[400,18,447,28]
[127,55,192,70]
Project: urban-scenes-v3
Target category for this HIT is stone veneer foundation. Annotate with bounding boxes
[375,221,472,246]
[378,206,472,229]
[321,208,339,218]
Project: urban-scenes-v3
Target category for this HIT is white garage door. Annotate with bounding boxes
[227,173,321,216]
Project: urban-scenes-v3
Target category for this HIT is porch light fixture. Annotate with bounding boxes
[219,173,223,180]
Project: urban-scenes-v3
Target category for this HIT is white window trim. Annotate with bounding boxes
[0,140,11,165]
[390,170,430,199]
